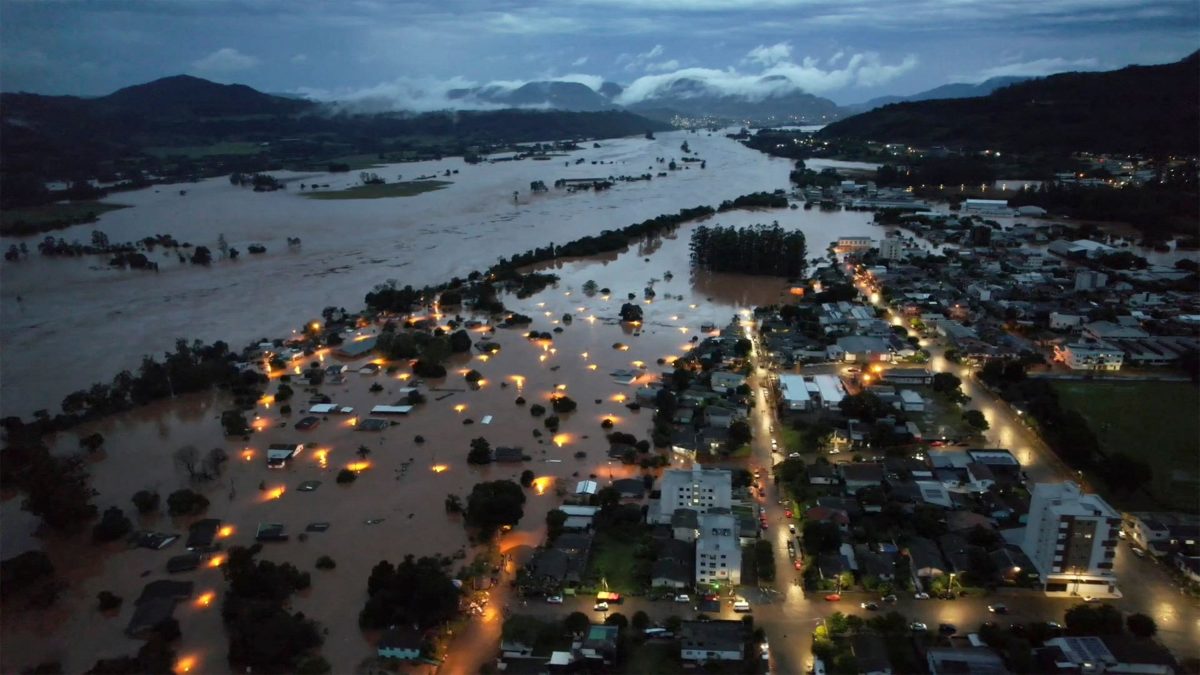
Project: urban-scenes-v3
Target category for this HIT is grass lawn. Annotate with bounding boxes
[0,201,129,235]
[144,141,264,158]
[1052,380,1200,509]
[302,180,451,200]
[587,529,644,595]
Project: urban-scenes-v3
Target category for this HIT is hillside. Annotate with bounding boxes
[626,76,842,124]
[843,76,1028,114]
[819,53,1200,155]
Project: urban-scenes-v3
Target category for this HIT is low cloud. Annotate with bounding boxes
[297,72,609,113]
[571,56,589,67]
[615,50,918,104]
[191,47,259,73]
[619,44,675,73]
[967,57,1100,82]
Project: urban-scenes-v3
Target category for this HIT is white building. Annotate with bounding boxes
[655,467,732,524]
[899,389,925,412]
[1049,312,1084,330]
[1021,482,1121,597]
[836,236,873,252]
[1055,342,1124,371]
[778,373,812,411]
[962,198,1013,216]
[811,374,846,409]
[878,238,905,261]
[695,512,741,586]
[1074,270,1109,291]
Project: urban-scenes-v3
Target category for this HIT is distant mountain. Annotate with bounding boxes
[820,53,1200,155]
[95,74,315,117]
[448,80,619,112]
[624,76,843,124]
[844,76,1029,113]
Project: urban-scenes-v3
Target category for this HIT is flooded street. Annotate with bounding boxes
[1,130,919,673]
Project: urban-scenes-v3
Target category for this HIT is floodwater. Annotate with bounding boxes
[0,130,929,673]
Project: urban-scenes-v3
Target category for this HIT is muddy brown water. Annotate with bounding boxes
[1,132,936,674]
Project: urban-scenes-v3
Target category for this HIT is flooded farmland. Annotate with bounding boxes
[0,130,918,673]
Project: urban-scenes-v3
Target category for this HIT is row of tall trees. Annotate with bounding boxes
[689,222,808,277]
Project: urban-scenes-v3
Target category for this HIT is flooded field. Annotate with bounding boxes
[0,130,929,673]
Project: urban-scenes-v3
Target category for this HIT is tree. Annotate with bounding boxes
[1100,453,1152,494]
[336,468,357,484]
[545,509,567,543]
[201,447,228,479]
[464,480,526,538]
[93,506,132,542]
[728,419,752,446]
[551,395,577,414]
[276,383,294,402]
[838,392,887,422]
[932,372,962,396]
[166,489,209,516]
[605,612,628,629]
[221,410,250,436]
[174,445,200,478]
[565,612,590,635]
[1126,613,1157,638]
[520,470,535,487]
[315,556,336,570]
[467,437,492,465]
[595,486,621,510]
[190,246,212,266]
[79,432,105,453]
[1065,603,1124,636]
[632,610,650,632]
[131,490,160,514]
[802,521,841,555]
[449,329,472,353]
[222,545,321,672]
[963,409,989,431]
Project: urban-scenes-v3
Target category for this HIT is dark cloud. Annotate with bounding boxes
[1,0,1195,102]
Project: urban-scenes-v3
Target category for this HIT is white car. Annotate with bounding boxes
[1131,547,1146,558]
[788,524,796,534]
[914,592,930,600]
[733,600,752,612]
[545,595,563,604]
[1081,595,1097,603]
[910,622,928,632]
[674,594,691,603]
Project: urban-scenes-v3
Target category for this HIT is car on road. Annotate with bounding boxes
[546,595,563,604]
[910,622,928,632]
[674,594,691,603]
[881,594,897,603]
[794,560,803,570]
[1046,621,1063,631]
[938,623,957,635]
[824,594,841,602]
[860,602,879,611]
[785,510,793,518]
[788,452,801,459]
[733,600,752,612]
[914,592,930,600]
[788,524,796,534]
[988,604,1008,614]
[593,602,609,612]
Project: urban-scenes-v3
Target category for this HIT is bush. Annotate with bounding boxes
[131,490,160,514]
[544,415,560,431]
[551,396,577,413]
[97,590,123,612]
[166,489,209,516]
[412,359,447,378]
[315,556,336,570]
[520,470,535,487]
[336,469,357,484]
[529,404,546,417]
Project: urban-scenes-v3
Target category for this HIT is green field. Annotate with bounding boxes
[144,141,264,158]
[586,529,645,594]
[1,201,129,236]
[1052,380,1200,508]
[302,180,451,200]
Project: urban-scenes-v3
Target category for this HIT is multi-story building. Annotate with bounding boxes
[695,512,741,586]
[1074,270,1109,291]
[1021,482,1121,597]
[1054,341,1124,371]
[654,467,732,524]
[878,238,905,261]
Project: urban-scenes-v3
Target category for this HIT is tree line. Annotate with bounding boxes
[689,222,808,277]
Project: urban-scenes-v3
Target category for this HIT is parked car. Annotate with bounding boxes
[674,594,691,603]
[593,602,609,611]
[794,560,803,570]
[788,524,796,534]
[860,602,879,611]
[785,510,794,519]
[733,600,752,612]
[546,595,563,604]
[914,592,930,600]
[988,604,1008,614]
[910,622,928,632]
[881,594,897,603]
[824,594,841,602]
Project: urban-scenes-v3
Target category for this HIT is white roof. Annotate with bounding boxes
[370,405,413,414]
[559,505,599,516]
[267,448,296,460]
[575,480,599,495]
[778,374,811,404]
[481,415,493,425]
[309,403,338,413]
[812,374,845,405]
[899,390,923,404]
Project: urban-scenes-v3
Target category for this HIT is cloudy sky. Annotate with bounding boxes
[1,0,1196,107]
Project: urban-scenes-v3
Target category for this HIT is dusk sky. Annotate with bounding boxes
[2,0,1196,106]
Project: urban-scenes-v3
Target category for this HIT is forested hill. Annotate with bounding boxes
[818,52,1200,155]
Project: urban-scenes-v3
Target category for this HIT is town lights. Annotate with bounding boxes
[553,434,569,447]
[218,526,234,538]
[174,656,197,674]
[454,404,466,413]
[195,592,215,608]
[532,477,552,495]
[432,464,449,473]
